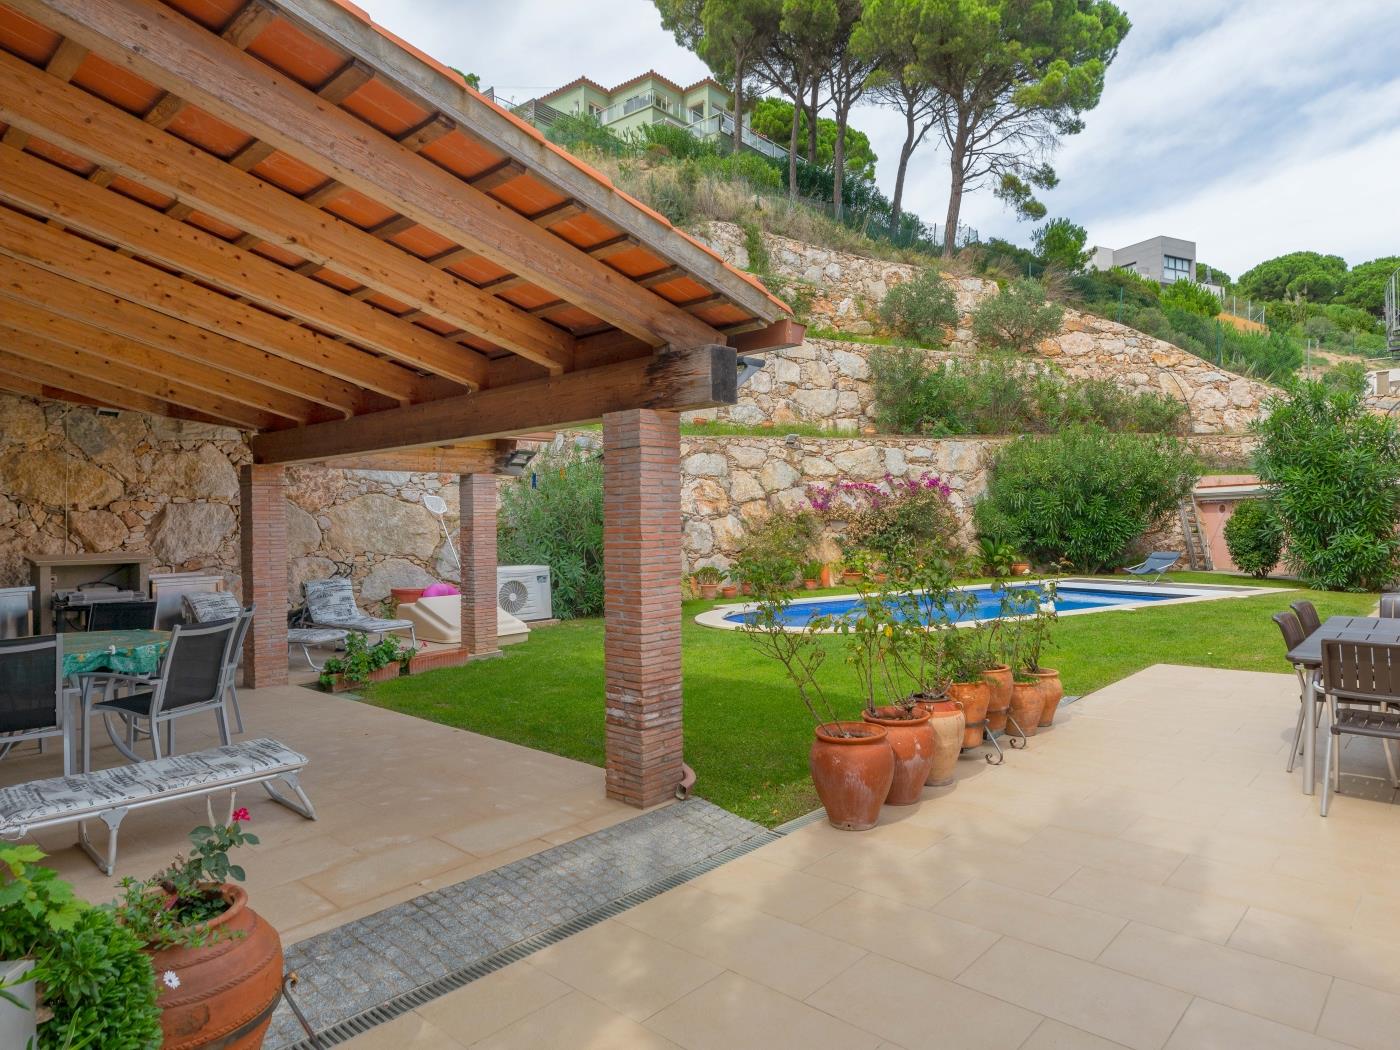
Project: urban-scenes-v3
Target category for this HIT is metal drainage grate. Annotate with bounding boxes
[277,826,783,1049]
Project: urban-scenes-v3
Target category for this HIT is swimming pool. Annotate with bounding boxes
[694,578,1274,632]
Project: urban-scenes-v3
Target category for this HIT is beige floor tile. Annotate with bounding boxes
[341,1012,467,1049]
[958,939,1190,1050]
[804,892,998,979]
[1097,923,1331,1033]
[1052,868,1246,944]
[802,840,968,909]
[934,878,1125,960]
[1165,857,1360,928]
[1228,907,1400,999]
[1316,979,1400,1050]
[528,921,722,1021]
[1021,826,1188,884]
[1022,1018,1133,1050]
[1163,998,1353,1050]
[1116,817,1280,873]
[646,972,881,1050]
[688,855,854,923]
[437,810,583,857]
[645,900,868,1000]
[809,953,1040,1050]
[299,838,474,909]
[908,835,1082,897]
[414,962,570,1046]
[473,990,682,1050]
[248,880,338,934]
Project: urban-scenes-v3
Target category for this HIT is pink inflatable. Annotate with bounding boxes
[421,582,460,598]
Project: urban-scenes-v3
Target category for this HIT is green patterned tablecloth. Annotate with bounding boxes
[61,630,169,677]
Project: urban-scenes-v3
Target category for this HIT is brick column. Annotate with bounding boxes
[603,409,683,808]
[239,464,288,687]
[459,474,499,657]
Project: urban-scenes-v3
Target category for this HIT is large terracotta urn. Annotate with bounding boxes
[861,707,935,805]
[1009,681,1042,738]
[947,681,991,749]
[810,722,894,831]
[915,699,965,786]
[148,886,283,1050]
[982,665,1013,733]
[1031,669,1064,727]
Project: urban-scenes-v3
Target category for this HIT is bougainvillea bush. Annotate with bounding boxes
[808,472,961,568]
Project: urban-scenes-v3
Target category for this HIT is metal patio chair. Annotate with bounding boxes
[1380,594,1400,619]
[1290,599,1322,636]
[183,592,255,734]
[302,577,416,648]
[1274,611,1324,774]
[1123,551,1180,583]
[0,634,72,775]
[1320,637,1400,816]
[84,599,159,632]
[83,617,239,772]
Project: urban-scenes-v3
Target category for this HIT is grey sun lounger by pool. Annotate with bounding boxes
[1123,551,1181,583]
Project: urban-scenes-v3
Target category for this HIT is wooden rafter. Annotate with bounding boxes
[0,146,492,389]
[251,343,738,464]
[22,0,725,350]
[0,50,575,375]
[0,255,375,416]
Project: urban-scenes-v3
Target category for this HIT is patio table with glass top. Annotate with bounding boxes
[1286,616,1400,795]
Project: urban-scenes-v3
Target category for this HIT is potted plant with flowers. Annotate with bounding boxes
[114,805,282,1049]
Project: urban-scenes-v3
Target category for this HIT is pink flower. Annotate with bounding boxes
[231,807,251,823]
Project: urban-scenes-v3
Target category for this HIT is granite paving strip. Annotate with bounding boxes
[266,799,770,1047]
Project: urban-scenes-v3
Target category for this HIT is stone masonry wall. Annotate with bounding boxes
[696,221,1274,435]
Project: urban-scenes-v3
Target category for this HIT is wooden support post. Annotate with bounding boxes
[239,464,288,687]
[459,474,499,657]
[603,409,683,808]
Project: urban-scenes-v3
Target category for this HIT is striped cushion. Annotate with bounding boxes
[184,591,241,623]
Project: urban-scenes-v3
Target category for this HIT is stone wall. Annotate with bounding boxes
[679,432,1257,573]
[696,221,1274,435]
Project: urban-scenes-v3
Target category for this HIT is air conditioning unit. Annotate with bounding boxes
[497,565,552,621]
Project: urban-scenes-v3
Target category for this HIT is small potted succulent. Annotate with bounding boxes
[693,565,723,600]
[318,632,415,691]
[801,560,824,590]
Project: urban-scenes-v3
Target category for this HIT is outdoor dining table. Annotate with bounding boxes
[1286,616,1400,795]
[56,629,169,770]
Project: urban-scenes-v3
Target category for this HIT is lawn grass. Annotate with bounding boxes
[362,572,1377,827]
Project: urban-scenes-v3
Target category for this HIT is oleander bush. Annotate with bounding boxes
[975,426,1200,571]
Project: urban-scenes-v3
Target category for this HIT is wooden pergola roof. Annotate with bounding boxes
[0,0,801,471]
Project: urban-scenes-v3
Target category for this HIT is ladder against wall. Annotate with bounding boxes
[1178,500,1212,571]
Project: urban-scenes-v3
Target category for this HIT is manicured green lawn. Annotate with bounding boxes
[362,573,1377,827]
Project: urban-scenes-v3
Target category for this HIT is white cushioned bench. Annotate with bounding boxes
[0,738,316,874]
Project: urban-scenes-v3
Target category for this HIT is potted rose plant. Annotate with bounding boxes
[114,806,282,1049]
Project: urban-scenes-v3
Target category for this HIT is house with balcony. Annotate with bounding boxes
[509,71,788,161]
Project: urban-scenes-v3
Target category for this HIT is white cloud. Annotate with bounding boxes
[356,0,1400,274]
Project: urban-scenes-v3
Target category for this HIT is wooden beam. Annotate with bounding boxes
[251,343,737,464]
[0,296,329,423]
[316,442,502,474]
[586,234,638,260]
[226,0,786,326]
[727,318,807,354]
[0,349,172,416]
[0,375,43,397]
[529,200,584,227]
[0,255,374,416]
[219,1,276,49]
[0,50,575,374]
[316,59,374,104]
[22,0,724,350]
[0,332,278,428]
[0,203,435,403]
[0,146,491,389]
[636,265,684,289]
[467,158,525,193]
[397,114,455,152]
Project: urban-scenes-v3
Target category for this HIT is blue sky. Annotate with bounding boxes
[357,0,1400,277]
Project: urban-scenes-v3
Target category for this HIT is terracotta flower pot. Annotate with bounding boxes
[841,571,863,585]
[148,885,283,1050]
[389,586,426,606]
[983,665,1013,733]
[721,585,739,598]
[861,707,935,805]
[820,564,834,587]
[948,680,991,749]
[803,579,819,590]
[1011,561,1030,576]
[810,721,894,831]
[1031,669,1064,727]
[1009,681,1041,737]
[698,583,719,599]
[914,699,966,786]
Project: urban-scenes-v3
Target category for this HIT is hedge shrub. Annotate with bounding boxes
[878,269,958,347]
[497,447,603,617]
[971,278,1064,352]
[1223,498,1284,578]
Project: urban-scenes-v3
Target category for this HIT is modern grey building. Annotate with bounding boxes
[1090,236,1196,285]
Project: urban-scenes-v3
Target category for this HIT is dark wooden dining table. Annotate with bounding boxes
[1286,616,1400,795]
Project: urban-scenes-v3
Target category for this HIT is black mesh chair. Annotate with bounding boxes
[85,600,159,632]
[0,635,71,774]
[1289,599,1322,638]
[1274,611,1324,774]
[83,617,238,771]
[1320,638,1400,816]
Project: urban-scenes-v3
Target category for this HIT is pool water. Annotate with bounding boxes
[721,584,1183,629]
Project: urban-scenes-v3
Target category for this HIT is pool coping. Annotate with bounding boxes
[693,576,1289,632]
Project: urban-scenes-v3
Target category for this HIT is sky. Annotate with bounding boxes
[356,0,1400,278]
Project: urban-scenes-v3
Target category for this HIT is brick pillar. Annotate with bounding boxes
[603,409,683,808]
[239,464,288,687]
[459,474,499,656]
